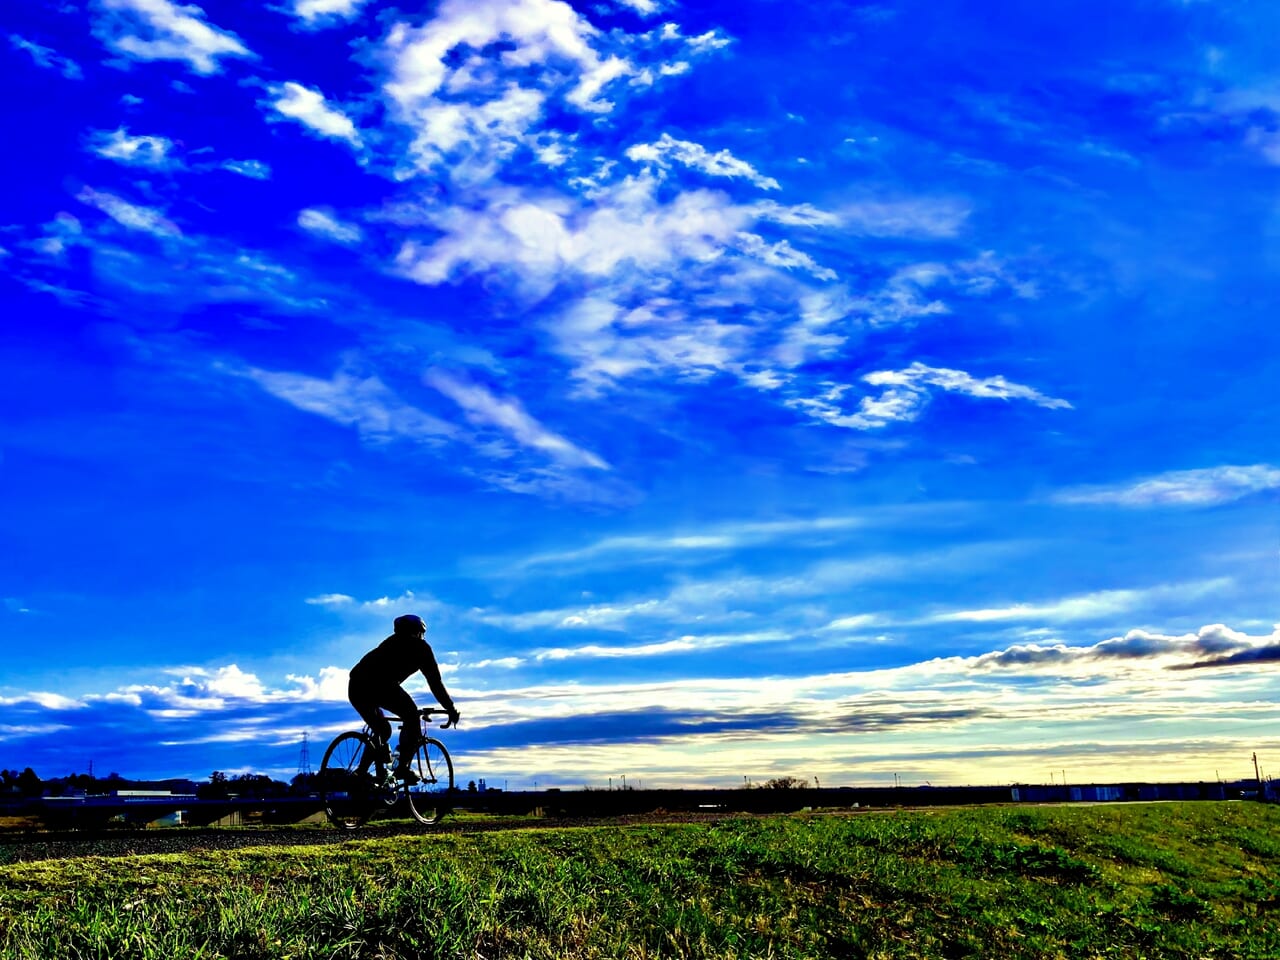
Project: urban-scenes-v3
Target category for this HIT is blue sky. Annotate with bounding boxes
[2,0,1278,790]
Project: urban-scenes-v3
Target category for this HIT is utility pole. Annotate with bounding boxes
[1254,753,1262,788]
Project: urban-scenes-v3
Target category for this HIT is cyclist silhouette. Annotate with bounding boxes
[348,614,459,780]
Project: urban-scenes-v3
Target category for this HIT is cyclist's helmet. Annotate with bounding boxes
[393,614,427,635]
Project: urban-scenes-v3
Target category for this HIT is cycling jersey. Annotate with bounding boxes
[351,632,438,686]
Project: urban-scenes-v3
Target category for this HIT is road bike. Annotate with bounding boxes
[318,707,456,829]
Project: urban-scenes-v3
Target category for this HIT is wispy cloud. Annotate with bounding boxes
[788,362,1070,431]
[88,127,178,168]
[426,370,609,470]
[231,365,457,445]
[289,0,371,25]
[839,198,971,238]
[510,516,867,570]
[626,133,780,190]
[221,158,271,179]
[77,187,181,238]
[929,578,1232,625]
[266,82,362,145]
[8,34,82,79]
[477,542,1018,633]
[1054,465,1280,508]
[534,629,791,660]
[297,207,363,244]
[95,0,253,74]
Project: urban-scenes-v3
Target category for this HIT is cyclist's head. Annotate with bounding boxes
[393,614,427,636]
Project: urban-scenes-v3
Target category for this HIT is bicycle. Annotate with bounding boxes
[318,707,456,829]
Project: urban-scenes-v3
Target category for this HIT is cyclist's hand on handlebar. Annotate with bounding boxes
[444,708,460,729]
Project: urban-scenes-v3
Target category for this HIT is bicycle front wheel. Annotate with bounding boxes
[319,731,378,830]
[404,737,454,825]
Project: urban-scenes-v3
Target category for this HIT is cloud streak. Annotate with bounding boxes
[426,370,609,471]
[789,362,1070,431]
[929,578,1232,625]
[9,34,82,79]
[1054,465,1280,508]
[626,133,780,190]
[96,0,253,74]
[267,82,362,145]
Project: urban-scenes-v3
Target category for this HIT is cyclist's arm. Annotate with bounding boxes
[419,644,458,718]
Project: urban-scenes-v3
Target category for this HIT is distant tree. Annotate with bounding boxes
[230,773,289,798]
[468,780,477,792]
[290,772,317,795]
[16,768,41,796]
[762,776,809,790]
[198,771,230,800]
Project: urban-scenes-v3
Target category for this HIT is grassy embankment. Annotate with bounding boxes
[2,802,1279,958]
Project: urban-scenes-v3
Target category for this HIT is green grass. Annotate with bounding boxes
[3,802,1280,958]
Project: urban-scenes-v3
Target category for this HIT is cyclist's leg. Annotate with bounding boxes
[349,677,393,762]
[380,685,422,766]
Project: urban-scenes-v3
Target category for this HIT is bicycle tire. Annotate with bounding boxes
[319,731,379,830]
[404,736,454,825]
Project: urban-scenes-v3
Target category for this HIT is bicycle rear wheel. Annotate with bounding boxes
[404,737,454,825]
[320,731,379,830]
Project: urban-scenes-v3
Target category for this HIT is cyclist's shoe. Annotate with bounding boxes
[394,764,420,786]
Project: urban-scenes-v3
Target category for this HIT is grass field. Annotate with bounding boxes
[2,802,1279,959]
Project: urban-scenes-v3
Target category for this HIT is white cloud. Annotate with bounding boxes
[511,515,866,570]
[735,232,835,280]
[267,81,362,145]
[395,174,752,292]
[1053,465,1280,508]
[290,0,370,24]
[231,365,457,445]
[613,0,666,14]
[180,664,265,698]
[470,656,525,669]
[820,614,880,632]
[9,34,83,79]
[788,362,1071,431]
[929,578,1232,625]
[383,0,633,118]
[839,198,971,238]
[535,629,790,660]
[865,363,1071,408]
[77,187,181,238]
[298,207,363,244]
[425,369,609,470]
[548,294,748,396]
[752,201,842,227]
[305,593,355,606]
[96,0,252,74]
[965,622,1280,674]
[221,158,271,179]
[626,133,780,190]
[88,127,177,168]
[478,542,1010,633]
[29,692,81,710]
